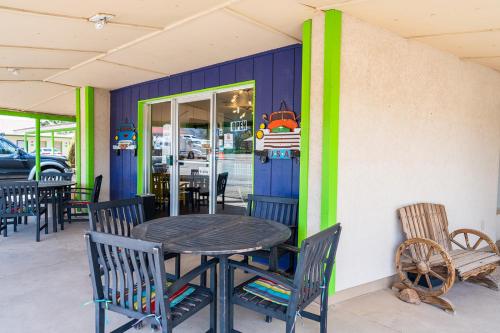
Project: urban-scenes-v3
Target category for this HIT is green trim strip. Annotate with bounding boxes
[25,127,76,135]
[298,19,312,246]
[24,133,28,151]
[51,132,55,154]
[0,108,75,121]
[35,119,41,180]
[137,80,256,195]
[85,86,94,192]
[321,10,342,295]
[75,88,81,187]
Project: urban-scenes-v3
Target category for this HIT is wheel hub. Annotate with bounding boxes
[417,261,430,274]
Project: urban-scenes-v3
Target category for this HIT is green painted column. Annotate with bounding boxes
[298,19,312,246]
[321,9,342,295]
[35,119,41,180]
[75,88,81,188]
[84,86,95,194]
[51,131,55,155]
[24,133,28,151]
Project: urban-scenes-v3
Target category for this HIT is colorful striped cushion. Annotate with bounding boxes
[114,281,195,313]
[242,278,291,306]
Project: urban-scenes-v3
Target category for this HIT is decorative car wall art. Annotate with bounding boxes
[113,121,137,156]
[255,100,301,163]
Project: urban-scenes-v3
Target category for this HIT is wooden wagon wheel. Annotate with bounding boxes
[396,238,455,298]
[449,228,499,254]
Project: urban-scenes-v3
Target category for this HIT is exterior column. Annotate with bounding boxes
[78,86,110,200]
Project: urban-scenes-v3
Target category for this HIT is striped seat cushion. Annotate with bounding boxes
[113,280,195,313]
[242,278,291,306]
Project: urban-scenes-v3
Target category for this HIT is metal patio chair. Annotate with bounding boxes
[40,171,73,225]
[228,223,342,333]
[0,180,49,241]
[85,231,217,333]
[63,175,102,223]
[88,198,181,279]
[243,195,299,272]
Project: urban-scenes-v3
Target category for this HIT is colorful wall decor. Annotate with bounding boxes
[255,100,301,163]
[112,121,137,155]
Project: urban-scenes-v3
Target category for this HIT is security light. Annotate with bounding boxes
[89,14,114,30]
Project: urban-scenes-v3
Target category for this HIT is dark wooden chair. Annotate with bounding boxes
[63,175,102,223]
[152,173,169,212]
[229,224,342,333]
[243,195,299,272]
[198,172,229,210]
[85,231,217,333]
[88,198,182,279]
[0,180,49,241]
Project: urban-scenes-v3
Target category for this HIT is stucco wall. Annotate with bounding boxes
[94,88,110,201]
[336,14,500,291]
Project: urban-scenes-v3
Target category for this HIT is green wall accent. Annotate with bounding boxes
[321,9,342,295]
[0,108,75,121]
[75,88,81,188]
[298,19,312,246]
[35,119,41,180]
[85,86,94,192]
[136,80,256,195]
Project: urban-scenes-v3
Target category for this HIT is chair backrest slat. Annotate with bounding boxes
[0,181,39,217]
[398,203,451,259]
[88,198,145,237]
[40,172,73,182]
[292,224,342,310]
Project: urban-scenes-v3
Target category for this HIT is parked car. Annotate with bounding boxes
[0,136,71,180]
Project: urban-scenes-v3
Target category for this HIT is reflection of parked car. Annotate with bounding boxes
[0,137,71,180]
[32,147,63,156]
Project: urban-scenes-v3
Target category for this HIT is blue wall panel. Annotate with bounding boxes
[110,44,302,200]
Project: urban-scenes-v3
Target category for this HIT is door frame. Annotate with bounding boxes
[138,80,255,215]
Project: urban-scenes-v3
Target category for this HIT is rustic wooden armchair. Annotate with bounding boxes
[88,198,181,279]
[394,203,500,312]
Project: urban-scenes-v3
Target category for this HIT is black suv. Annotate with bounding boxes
[0,136,71,180]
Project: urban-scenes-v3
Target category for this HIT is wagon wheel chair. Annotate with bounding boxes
[394,204,500,313]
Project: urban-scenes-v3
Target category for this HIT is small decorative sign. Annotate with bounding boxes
[269,149,292,160]
[113,121,137,156]
[230,120,248,132]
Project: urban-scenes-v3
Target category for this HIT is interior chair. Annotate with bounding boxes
[199,172,228,210]
[228,224,342,333]
[0,180,49,241]
[88,197,181,279]
[85,231,217,333]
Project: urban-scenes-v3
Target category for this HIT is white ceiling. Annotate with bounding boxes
[0,0,499,116]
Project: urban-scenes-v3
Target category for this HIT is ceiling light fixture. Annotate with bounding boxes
[7,68,19,76]
[89,13,114,30]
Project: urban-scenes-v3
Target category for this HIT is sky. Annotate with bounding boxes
[0,116,35,133]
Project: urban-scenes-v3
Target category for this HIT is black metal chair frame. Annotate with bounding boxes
[0,180,49,241]
[40,172,73,230]
[85,231,218,333]
[88,198,181,279]
[244,194,299,272]
[63,174,102,223]
[229,224,342,333]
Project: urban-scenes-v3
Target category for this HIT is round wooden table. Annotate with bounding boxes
[38,180,75,232]
[131,214,291,333]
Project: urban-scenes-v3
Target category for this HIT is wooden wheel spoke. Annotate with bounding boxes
[401,253,417,264]
[451,238,467,250]
[425,248,434,261]
[412,273,422,286]
[425,274,433,290]
[402,265,417,272]
[472,238,483,250]
[464,233,471,249]
[429,270,446,282]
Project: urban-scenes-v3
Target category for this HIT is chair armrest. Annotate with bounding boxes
[228,259,295,290]
[450,228,499,254]
[166,258,218,297]
[278,243,300,253]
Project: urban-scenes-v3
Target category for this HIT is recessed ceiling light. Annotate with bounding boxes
[89,13,114,30]
[7,68,19,76]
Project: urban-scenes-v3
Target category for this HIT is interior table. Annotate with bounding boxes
[38,180,75,232]
[131,214,291,333]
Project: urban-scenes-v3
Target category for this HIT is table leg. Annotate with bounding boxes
[51,189,57,233]
[57,188,64,230]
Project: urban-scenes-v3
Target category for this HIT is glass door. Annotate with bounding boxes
[174,96,213,215]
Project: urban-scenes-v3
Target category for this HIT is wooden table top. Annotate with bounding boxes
[131,214,291,256]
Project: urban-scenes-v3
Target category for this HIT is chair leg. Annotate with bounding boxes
[2,218,7,237]
[320,292,329,333]
[285,316,296,333]
[24,216,27,224]
[174,254,181,279]
[200,255,208,287]
[95,304,105,333]
[36,214,40,242]
[13,217,18,232]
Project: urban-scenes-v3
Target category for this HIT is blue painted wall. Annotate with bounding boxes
[110,44,302,200]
